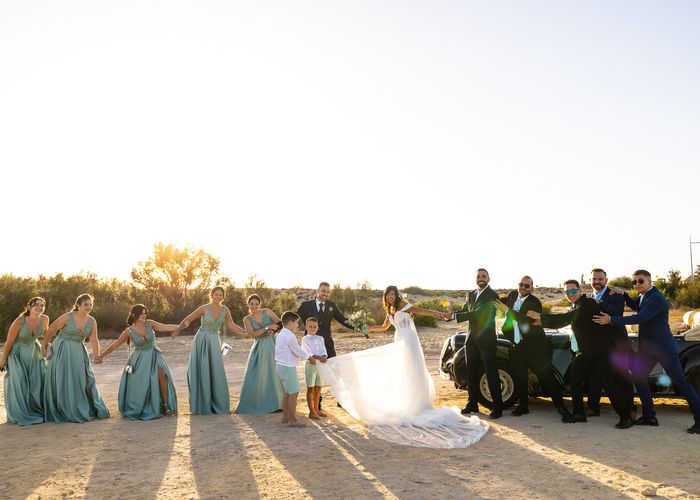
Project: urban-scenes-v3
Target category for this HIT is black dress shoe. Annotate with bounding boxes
[633,416,659,426]
[558,407,574,423]
[511,406,530,417]
[489,409,503,419]
[461,405,479,415]
[570,413,587,423]
[615,418,634,429]
[686,424,700,434]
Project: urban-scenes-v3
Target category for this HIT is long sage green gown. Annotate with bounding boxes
[118,324,177,420]
[44,313,110,422]
[187,304,231,414]
[235,309,284,414]
[3,316,46,425]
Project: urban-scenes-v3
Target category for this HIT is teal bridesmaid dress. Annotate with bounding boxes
[187,305,231,414]
[235,309,283,414]
[118,324,177,420]
[44,313,110,422]
[3,316,46,425]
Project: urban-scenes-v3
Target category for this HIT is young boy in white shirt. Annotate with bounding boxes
[275,311,321,427]
[301,317,328,420]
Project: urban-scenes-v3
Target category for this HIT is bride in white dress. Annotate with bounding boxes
[317,286,489,448]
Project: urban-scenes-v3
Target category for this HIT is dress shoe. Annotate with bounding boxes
[558,407,574,423]
[633,416,659,426]
[687,424,700,434]
[511,406,530,417]
[615,418,634,429]
[570,413,587,423]
[461,405,479,415]
[489,409,503,419]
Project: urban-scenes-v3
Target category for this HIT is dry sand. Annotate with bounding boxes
[1,322,699,499]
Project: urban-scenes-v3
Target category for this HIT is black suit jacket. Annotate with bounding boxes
[541,296,614,358]
[501,291,549,355]
[296,299,353,358]
[454,286,499,347]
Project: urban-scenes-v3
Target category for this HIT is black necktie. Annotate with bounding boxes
[319,303,324,315]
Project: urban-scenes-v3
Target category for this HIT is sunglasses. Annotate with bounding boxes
[518,283,531,289]
[563,289,579,295]
[631,278,648,285]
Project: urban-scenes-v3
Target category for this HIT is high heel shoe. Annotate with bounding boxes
[162,403,173,416]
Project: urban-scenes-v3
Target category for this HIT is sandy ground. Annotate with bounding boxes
[1,322,699,500]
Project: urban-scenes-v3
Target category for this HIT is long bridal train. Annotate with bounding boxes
[318,304,489,448]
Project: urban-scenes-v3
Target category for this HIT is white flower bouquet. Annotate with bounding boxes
[348,310,374,339]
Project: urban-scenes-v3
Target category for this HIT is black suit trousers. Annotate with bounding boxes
[570,354,630,419]
[511,345,565,410]
[465,340,502,409]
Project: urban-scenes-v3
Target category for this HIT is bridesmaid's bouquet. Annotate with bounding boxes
[349,310,373,339]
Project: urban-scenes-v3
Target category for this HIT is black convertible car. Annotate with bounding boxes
[439,328,700,410]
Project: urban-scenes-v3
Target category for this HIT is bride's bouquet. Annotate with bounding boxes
[348,310,374,339]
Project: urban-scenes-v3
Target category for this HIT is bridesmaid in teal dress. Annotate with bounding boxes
[236,294,284,414]
[42,293,110,422]
[96,304,179,420]
[1,297,48,425]
[175,286,246,415]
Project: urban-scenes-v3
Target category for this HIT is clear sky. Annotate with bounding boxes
[1,1,699,290]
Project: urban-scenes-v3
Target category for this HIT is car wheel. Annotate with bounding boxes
[477,360,519,410]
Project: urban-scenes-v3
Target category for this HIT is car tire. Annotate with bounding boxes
[477,360,519,410]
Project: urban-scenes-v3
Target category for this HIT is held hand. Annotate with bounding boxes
[0,359,6,370]
[320,356,327,364]
[593,313,611,325]
[267,324,279,333]
[309,357,317,365]
[94,356,103,364]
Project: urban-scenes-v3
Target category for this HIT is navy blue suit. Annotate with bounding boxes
[587,287,636,412]
[611,287,700,424]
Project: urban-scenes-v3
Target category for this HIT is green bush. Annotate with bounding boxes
[678,280,700,308]
[609,276,633,289]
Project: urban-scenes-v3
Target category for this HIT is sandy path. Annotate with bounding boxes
[1,323,699,499]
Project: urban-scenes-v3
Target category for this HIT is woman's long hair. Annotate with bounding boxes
[126,304,148,326]
[382,285,403,316]
[20,297,46,317]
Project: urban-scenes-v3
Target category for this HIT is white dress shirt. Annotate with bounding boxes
[275,327,311,367]
[301,334,327,358]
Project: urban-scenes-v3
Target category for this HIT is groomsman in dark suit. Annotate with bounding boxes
[296,282,354,359]
[532,279,633,429]
[594,269,700,434]
[586,268,636,417]
[451,268,503,419]
[500,276,572,421]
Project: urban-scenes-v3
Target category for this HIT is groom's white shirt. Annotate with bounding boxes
[275,327,311,367]
[315,298,325,312]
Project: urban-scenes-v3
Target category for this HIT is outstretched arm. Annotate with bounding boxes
[173,305,206,337]
[331,304,355,330]
[0,318,22,369]
[95,329,130,362]
[146,319,179,333]
[42,313,70,354]
[366,314,392,333]
[224,308,246,336]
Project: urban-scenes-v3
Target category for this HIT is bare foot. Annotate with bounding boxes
[309,413,321,420]
[317,410,328,417]
[288,420,307,427]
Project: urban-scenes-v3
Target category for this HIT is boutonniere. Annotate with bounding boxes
[328,307,334,313]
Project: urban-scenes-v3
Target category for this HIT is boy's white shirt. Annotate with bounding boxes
[275,327,311,367]
[301,334,327,359]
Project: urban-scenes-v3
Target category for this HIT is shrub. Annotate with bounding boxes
[413,297,452,328]
[609,276,633,289]
[678,280,700,308]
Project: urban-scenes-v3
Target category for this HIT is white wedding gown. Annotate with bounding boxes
[318,304,489,448]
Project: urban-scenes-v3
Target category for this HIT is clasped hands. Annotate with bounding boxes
[308,355,327,365]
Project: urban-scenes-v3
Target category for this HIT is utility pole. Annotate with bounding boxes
[691,235,700,279]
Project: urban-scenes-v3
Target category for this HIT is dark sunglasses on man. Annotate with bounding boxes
[631,278,648,285]
[518,283,531,289]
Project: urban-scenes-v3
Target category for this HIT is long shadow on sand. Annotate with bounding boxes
[83,414,177,499]
[189,413,258,498]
